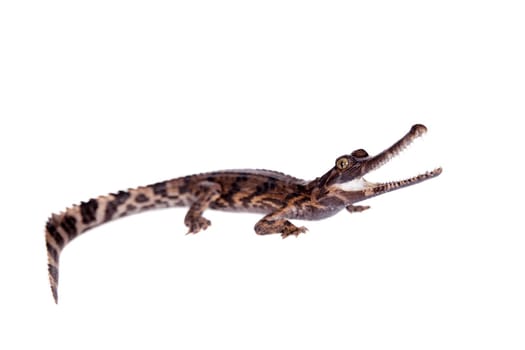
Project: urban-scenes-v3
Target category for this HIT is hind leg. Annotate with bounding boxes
[184,181,221,234]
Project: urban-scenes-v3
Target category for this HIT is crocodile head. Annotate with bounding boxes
[319,124,442,202]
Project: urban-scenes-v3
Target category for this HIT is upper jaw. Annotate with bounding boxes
[362,124,428,176]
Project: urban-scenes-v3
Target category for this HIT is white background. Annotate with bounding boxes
[1,1,524,349]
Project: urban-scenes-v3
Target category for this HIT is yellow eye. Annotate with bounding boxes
[336,157,349,170]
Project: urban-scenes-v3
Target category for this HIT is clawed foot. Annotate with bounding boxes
[185,216,211,234]
[254,217,308,238]
[281,225,308,239]
[346,205,370,213]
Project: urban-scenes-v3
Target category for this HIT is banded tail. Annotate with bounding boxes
[45,179,188,303]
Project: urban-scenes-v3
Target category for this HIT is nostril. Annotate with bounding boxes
[411,124,427,136]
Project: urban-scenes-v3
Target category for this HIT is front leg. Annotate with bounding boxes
[254,209,308,239]
[184,181,221,234]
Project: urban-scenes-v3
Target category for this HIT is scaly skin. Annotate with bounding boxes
[45,124,442,303]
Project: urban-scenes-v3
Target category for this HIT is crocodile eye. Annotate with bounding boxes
[351,149,369,158]
[336,157,349,170]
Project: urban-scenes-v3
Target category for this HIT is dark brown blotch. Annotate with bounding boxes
[80,198,99,225]
[114,191,131,204]
[135,193,149,203]
[60,215,78,239]
[126,204,137,211]
[178,176,191,194]
[46,220,64,248]
[46,243,59,263]
[150,181,168,197]
[221,181,241,206]
[104,191,131,221]
[48,263,59,283]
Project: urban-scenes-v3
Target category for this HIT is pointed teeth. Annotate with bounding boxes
[381,167,442,187]
[416,167,442,179]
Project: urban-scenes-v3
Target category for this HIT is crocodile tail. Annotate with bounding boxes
[44,180,183,303]
[45,197,106,304]
[45,214,66,303]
